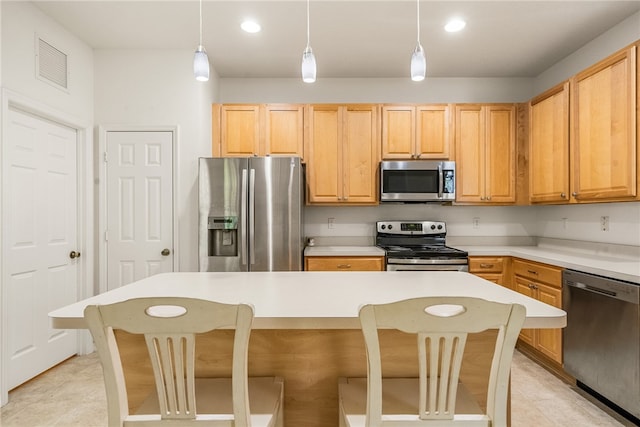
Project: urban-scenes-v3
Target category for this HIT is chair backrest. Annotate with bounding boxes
[359,296,526,426]
[84,297,254,427]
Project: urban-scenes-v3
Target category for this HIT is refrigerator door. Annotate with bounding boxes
[198,157,249,272]
[249,157,303,271]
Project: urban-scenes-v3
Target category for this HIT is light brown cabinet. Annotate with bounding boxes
[305,104,380,204]
[512,258,563,364]
[570,44,638,202]
[468,256,508,287]
[381,104,452,159]
[304,256,385,271]
[455,104,516,204]
[212,104,304,158]
[529,82,570,204]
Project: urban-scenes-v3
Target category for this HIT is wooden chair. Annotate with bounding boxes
[84,297,284,427]
[339,297,526,427]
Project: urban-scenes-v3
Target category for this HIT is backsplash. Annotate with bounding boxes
[303,202,640,247]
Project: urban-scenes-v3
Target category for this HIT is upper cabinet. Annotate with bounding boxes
[455,104,517,204]
[381,104,452,159]
[212,104,305,158]
[570,45,637,202]
[529,82,570,204]
[305,104,380,204]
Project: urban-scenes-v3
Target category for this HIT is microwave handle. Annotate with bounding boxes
[438,163,443,199]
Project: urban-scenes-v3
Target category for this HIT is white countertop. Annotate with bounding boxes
[49,271,565,330]
[304,244,640,283]
[459,245,640,284]
[304,245,385,256]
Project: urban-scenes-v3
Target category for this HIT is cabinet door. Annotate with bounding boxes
[455,105,485,202]
[513,276,536,346]
[306,105,341,203]
[529,83,570,203]
[219,105,261,157]
[485,106,516,203]
[343,105,379,203]
[571,45,637,201]
[264,104,304,158]
[536,283,563,364]
[416,105,451,159]
[381,106,415,159]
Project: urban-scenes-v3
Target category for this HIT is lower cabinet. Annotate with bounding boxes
[512,258,563,364]
[468,256,508,287]
[304,256,385,271]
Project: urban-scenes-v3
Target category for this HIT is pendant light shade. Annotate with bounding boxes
[411,43,426,82]
[410,0,426,82]
[194,45,210,82]
[194,0,209,82]
[302,46,316,83]
[301,0,316,83]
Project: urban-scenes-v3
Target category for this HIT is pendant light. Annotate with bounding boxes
[410,0,426,82]
[194,0,210,82]
[301,0,316,83]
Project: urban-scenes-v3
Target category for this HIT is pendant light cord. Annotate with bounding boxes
[306,0,311,48]
[416,0,420,43]
[199,0,203,45]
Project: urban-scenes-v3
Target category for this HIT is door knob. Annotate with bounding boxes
[69,251,81,259]
[161,248,171,256]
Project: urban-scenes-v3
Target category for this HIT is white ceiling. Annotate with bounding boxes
[33,0,640,79]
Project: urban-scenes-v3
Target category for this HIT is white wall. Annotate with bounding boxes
[94,49,218,272]
[220,77,533,104]
[1,1,93,123]
[534,11,640,94]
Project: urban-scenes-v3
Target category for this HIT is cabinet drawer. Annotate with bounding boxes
[513,258,562,287]
[305,256,384,271]
[469,257,504,273]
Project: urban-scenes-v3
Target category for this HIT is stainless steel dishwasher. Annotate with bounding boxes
[563,269,640,422]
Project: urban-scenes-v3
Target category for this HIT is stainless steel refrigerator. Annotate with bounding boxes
[198,157,304,272]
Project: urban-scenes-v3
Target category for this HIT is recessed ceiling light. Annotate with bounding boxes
[241,20,261,33]
[444,19,466,33]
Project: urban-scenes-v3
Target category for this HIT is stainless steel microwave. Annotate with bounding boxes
[380,160,456,202]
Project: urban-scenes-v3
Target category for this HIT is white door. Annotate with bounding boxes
[4,107,79,389]
[106,131,174,290]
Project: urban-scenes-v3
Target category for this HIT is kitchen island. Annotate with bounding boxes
[50,271,566,427]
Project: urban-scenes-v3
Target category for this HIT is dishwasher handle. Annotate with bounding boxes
[564,272,639,305]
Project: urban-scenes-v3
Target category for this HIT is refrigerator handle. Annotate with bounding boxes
[249,168,256,265]
[241,169,248,265]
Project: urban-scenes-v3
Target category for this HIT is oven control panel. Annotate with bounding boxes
[377,221,446,235]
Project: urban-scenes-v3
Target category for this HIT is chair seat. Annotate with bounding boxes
[339,377,490,427]
[132,377,283,427]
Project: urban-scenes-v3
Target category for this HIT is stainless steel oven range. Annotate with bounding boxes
[376,221,468,271]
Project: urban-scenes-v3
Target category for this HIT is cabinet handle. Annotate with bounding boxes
[528,283,538,290]
[416,154,421,159]
[561,192,566,198]
[411,154,416,159]
[487,196,491,201]
[527,269,538,275]
[337,264,352,269]
[480,263,494,269]
[572,192,578,197]
[480,196,486,201]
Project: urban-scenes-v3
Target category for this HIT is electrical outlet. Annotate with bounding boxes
[473,217,480,229]
[328,217,335,229]
[600,216,609,231]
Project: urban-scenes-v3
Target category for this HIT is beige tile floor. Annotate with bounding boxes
[0,350,636,426]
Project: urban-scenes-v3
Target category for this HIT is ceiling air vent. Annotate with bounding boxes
[37,37,68,90]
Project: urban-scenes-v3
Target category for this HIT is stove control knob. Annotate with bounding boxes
[430,224,436,230]
[437,225,443,230]
[381,224,386,230]
[388,224,393,230]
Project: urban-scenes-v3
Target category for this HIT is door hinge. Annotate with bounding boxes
[103,152,108,163]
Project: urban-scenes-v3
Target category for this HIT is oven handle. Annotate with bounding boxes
[387,264,468,272]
